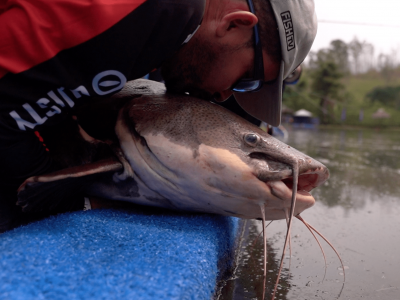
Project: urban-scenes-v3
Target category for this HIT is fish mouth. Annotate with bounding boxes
[266,173,322,205]
[251,151,330,217]
[282,172,326,193]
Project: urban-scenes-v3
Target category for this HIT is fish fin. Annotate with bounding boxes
[17,158,123,213]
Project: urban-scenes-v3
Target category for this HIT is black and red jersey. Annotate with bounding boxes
[0,0,204,135]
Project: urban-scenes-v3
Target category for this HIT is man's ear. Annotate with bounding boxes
[216,11,258,38]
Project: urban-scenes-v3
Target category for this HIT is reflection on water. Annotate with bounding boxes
[218,128,400,300]
[291,128,400,209]
[218,220,292,300]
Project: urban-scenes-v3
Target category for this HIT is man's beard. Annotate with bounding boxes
[161,36,219,100]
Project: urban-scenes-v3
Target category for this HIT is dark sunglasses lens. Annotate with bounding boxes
[232,80,263,92]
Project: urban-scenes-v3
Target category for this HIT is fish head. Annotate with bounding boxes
[114,81,329,220]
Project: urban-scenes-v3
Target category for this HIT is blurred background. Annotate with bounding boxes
[283,0,400,127]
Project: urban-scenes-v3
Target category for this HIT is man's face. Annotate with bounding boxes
[162,32,279,101]
[162,34,278,102]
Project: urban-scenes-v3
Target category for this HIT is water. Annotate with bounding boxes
[218,127,400,300]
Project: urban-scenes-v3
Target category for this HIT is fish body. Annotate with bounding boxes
[18,79,329,221]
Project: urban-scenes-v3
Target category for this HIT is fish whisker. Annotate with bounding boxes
[271,162,299,300]
[259,204,267,300]
[252,220,273,249]
[284,209,293,272]
[296,214,328,282]
[296,215,346,283]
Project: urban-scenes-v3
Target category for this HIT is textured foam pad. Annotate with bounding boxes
[0,208,239,300]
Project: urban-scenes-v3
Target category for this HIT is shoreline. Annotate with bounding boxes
[283,123,400,132]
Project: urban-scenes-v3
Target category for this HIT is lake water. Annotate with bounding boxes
[218,127,400,300]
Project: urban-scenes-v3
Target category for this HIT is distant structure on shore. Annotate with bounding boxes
[372,108,390,119]
[291,109,319,129]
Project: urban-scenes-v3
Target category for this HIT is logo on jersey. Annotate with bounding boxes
[92,70,126,95]
[9,70,127,131]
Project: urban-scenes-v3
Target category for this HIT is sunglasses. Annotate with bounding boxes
[231,0,265,93]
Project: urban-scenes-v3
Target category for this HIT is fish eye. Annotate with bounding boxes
[244,133,260,146]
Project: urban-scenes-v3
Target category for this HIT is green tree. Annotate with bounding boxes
[378,52,397,83]
[348,38,364,74]
[310,60,344,124]
[308,39,349,74]
[328,39,350,74]
[282,73,319,114]
[366,86,400,109]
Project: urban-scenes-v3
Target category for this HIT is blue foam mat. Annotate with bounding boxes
[0,209,239,300]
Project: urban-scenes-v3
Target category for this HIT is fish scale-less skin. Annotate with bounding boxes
[126,95,254,153]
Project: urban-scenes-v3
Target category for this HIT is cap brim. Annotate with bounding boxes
[233,61,284,127]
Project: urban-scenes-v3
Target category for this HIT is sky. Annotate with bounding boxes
[310,0,400,59]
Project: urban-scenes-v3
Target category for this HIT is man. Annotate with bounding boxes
[0,0,317,232]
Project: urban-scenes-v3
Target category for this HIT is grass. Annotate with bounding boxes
[337,71,400,127]
[283,68,400,128]
[344,71,400,104]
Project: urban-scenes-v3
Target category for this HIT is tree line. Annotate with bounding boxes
[308,38,399,79]
[283,38,400,125]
